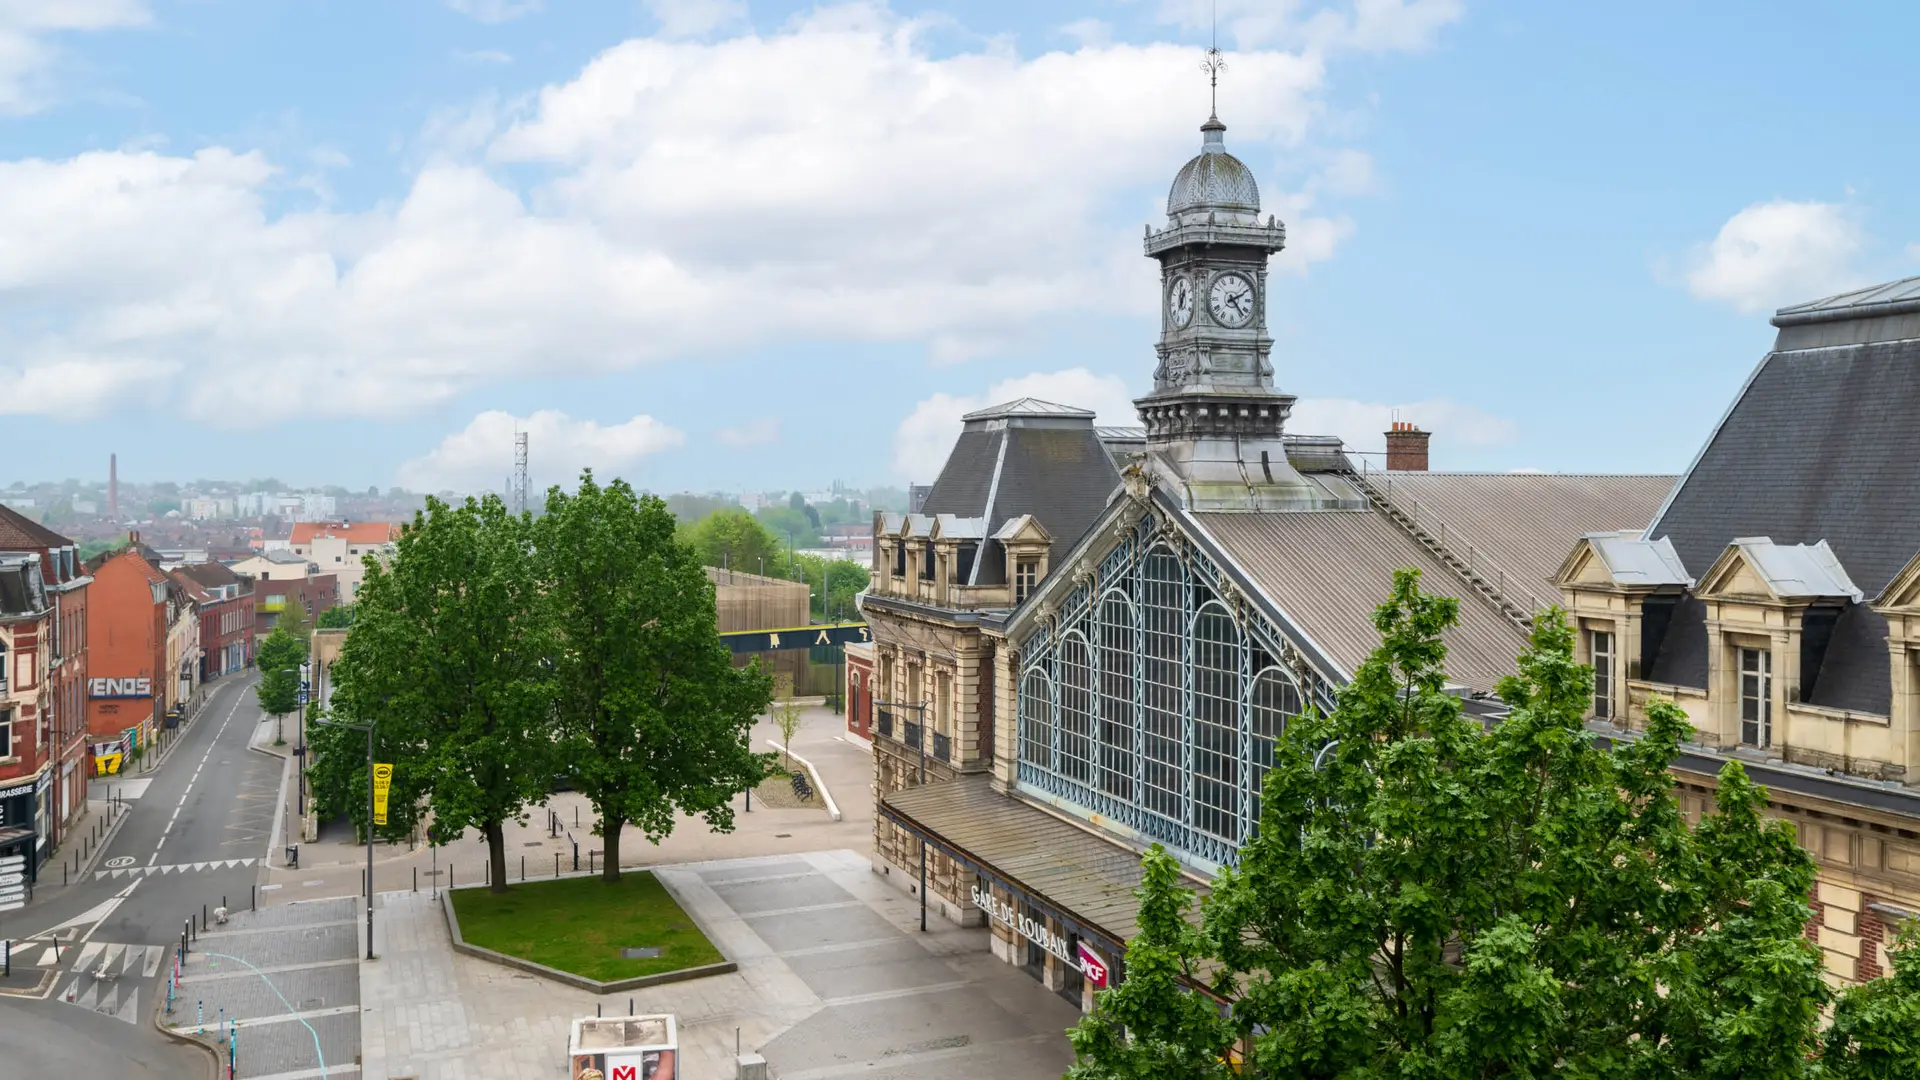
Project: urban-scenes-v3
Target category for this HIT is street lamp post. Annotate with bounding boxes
[296,662,311,819]
[315,714,377,961]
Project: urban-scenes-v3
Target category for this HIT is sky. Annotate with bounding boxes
[1,0,1916,496]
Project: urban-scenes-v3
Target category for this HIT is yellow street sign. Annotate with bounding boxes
[372,762,393,826]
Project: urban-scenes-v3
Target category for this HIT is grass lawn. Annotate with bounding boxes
[449,871,724,983]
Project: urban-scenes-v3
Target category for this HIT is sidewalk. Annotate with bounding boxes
[360,847,1079,1080]
[262,706,875,905]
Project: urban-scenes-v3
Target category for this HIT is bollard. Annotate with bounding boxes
[521,855,525,881]
[629,997,633,1015]
[573,841,579,873]
[555,853,560,878]
[251,885,256,913]
[590,851,596,874]
[413,867,418,893]
[450,864,455,890]
[575,807,579,828]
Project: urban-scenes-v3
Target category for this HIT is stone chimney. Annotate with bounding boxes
[1385,421,1430,472]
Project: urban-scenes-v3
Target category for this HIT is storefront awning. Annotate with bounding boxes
[882,774,1207,947]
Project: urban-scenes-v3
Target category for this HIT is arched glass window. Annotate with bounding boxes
[1248,660,1303,828]
[1058,633,1095,785]
[1192,602,1241,841]
[1097,591,1137,801]
[1140,547,1184,823]
[1020,668,1054,769]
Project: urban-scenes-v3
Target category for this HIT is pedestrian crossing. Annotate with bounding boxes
[55,942,166,1025]
[93,857,257,881]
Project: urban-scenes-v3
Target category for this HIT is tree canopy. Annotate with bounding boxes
[254,624,306,720]
[538,473,772,882]
[1068,569,1920,1080]
[328,494,557,889]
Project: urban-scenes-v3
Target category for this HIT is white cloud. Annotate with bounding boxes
[717,417,781,447]
[643,0,748,39]
[1289,397,1517,463]
[457,48,514,64]
[1156,0,1461,53]
[892,368,1137,481]
[1684,199,1867,314]
[443,0,541,23]
[0,0,148,114]
[1059,18,1113,47]
[0,2,1400,419]
[397,410,685,493]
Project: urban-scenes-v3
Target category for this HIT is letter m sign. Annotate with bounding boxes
[611,1067,637,1080]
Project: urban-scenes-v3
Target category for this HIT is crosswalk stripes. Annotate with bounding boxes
[93,857,257,881]
[55,942,165,1025]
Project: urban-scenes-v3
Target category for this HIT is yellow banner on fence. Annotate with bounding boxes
[372,762,393,826]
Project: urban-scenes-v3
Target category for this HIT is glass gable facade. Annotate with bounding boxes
[1015,510,1336,867]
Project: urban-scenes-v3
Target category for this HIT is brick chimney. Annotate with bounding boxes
[1385,421,1430,472]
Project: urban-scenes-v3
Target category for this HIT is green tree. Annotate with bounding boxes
[1822,926,1920,1078]
[1066,845,1236,1080]
[330,494,556,893]
[684,508,780,574]
[316,605,355,629]
[771,674,803,766]
[539,472,772,883]
[275,603,312,643]
[255,625,307,743]
[1070,569,1852,1079]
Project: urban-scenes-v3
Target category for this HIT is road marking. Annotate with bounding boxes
[94,858,259,880]
[819,979,973,1007]
[228,1003,359,1029]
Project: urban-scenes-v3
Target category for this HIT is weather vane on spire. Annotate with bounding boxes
[1200,0,1226,118]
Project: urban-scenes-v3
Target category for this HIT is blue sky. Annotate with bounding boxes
[2,0,1915,495]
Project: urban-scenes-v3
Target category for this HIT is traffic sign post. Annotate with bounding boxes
[0,853,28,913]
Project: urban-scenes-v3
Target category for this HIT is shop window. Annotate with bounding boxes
[1588,629,1614,719]
[0,709,11,758]
[1739,647,1772,748]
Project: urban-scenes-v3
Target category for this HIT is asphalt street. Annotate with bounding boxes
[0,672,284,1069]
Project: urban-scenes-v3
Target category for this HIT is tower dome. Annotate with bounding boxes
[1166,115,1260,224]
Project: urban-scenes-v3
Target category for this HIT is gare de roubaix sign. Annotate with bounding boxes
[970,885,1109,987]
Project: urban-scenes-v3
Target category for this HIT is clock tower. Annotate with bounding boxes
[1134,108,1329,512]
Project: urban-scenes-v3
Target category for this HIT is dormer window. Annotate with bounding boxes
[919,543,935,581]
[1739,647,1772,748]
[1015,559,1038,603]
[1587,628,1614,719]
[893,541,907,580]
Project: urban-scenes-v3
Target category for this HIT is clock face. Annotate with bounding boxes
[1209,273,1254,327]
[1168,276,1194,328]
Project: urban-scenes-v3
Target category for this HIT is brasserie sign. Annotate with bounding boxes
[970,885,1106,982]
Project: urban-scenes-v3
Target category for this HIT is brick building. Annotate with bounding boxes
[229,551,338,637]
[0,506,91,867]
[173,560,254,680]
[84,545,173,771]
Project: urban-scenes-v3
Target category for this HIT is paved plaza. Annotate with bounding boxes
[362,848,1080,1079]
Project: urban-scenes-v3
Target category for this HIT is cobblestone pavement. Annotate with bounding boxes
[169,895,363,1078]
[361,848,1080,1080]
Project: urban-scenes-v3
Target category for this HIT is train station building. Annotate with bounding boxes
[859,104,1670,1008]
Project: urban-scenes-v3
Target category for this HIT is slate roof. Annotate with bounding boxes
[174,559,249,594]
[0,504,73,551]
[0,555,48,618]
[1642,280,1920,710]
[1715,538,1862,601]
[919,400,1120,581]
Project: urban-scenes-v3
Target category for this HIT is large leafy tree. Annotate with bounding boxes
[330,494,556,892]
[539,472,771,882]
[254,624,307,740]
[1069,569,1920,1078]
[683,508,781,575]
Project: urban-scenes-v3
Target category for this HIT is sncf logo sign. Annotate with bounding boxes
[88,677,153,699]
[611,1068,637,1080]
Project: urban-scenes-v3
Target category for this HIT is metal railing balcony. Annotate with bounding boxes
[903,721,922,750]
[877,708,893,739]
[932,732,951,762]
